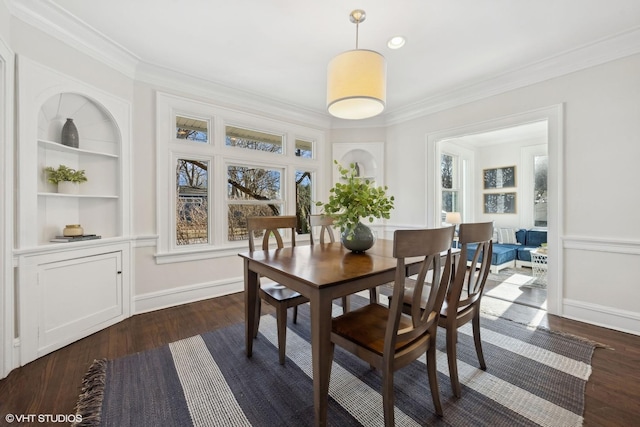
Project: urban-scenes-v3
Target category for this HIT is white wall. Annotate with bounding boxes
[333,53,640,334]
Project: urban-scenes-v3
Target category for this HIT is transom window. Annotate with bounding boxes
[225,125,283,154]
[176,115,208,143]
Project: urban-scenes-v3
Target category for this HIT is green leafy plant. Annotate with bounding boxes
[44,165,88,184]
[316,160,394,239]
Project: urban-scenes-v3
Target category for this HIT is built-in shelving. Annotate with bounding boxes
[37,192,119,199]
[15,55,131,368]
[38,139,118,158]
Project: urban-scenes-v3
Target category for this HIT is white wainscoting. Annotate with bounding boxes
[563,235,640,336]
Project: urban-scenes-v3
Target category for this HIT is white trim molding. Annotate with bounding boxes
[0,35,15,379]
[134,277,243,315]
[563,298,640,337]
[426,104,564,316]
[563,236,640,255]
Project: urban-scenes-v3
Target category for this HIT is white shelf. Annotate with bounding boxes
[38,192,119,199]
[38,139,118,158]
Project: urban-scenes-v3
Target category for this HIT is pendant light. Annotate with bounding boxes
[326,10,387,120]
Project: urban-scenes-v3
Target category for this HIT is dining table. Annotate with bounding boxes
[238,238,460,427]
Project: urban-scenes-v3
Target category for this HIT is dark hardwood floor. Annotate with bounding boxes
[1,290,638,426]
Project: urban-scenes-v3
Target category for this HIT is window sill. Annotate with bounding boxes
[153,236,311,264]
[154,245,245,264]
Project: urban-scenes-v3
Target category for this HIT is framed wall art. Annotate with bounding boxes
[484,192,517,214]
[483,165,516,189]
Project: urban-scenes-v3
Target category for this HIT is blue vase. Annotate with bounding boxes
[341,222,376,253]
[61,118,79,148]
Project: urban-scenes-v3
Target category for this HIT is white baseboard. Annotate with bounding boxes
[134,277,244,314]
[562,298,640,336]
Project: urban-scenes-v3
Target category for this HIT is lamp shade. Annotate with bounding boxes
[327,49,387,120]
[445,212,462,225]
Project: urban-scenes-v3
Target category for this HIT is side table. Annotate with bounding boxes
[531,249,548,283]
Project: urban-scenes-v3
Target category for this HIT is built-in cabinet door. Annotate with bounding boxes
[37,251,122,357]
[18,244,129,365]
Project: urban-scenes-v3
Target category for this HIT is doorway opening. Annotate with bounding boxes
[426,105,564,321]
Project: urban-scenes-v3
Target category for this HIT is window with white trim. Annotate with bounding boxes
[156,93,323,261]
[441,152,462,222]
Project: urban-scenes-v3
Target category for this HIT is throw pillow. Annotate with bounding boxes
[497,228,518,244]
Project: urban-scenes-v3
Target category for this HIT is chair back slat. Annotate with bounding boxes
[450,222,493,310]
[247,216,297,252]
[385,226,455,354]
[309,214,335,244]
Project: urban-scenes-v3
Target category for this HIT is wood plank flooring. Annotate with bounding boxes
[1,290,638,426]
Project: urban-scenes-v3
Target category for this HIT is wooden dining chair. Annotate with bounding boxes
[402,221,493,397]
[329,226,455,425]
[308,214,349,314]
[439,221,493,397]
[247,215,309,365]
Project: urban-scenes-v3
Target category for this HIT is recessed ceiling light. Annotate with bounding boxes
[387,36,406,49]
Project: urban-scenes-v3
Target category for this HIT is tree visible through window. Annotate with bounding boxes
[534,155,548,227]
[159,93,323,256]
[176,159,208,245]
[227,165,282,241]
[441,153,460,221]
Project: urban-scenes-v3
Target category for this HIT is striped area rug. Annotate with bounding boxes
[74,303,594,426]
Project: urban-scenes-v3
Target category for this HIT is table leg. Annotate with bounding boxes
[310,291,333,427]
[244,259,259,357]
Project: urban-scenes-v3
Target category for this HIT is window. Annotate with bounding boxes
[534,155,548,227]
[296,170,312,233]
[227,164,283,241]
[156,93,323,261]
[176,159,209,245]
[295,139,313,158]
[441,153,461,222]
[176,115,208,143]
[225,125,283,154]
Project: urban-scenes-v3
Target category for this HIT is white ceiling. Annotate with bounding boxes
[9,0,640,123]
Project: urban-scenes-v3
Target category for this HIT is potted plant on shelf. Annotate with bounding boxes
[44,164,88,194]
[316,160,394,252]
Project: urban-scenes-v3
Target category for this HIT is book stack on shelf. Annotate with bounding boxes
[50,234,102,243]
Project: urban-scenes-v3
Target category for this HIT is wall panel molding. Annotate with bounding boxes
[563,235,640,255]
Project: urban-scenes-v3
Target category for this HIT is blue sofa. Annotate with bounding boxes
[466,228,547,273]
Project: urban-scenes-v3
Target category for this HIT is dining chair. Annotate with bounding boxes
[402,221,493,397]
[247,215,309,365]
[308,214,349,314]
[329,226,455,425]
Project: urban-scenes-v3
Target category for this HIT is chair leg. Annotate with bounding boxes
[292,305,298,324]
[253,298,262,338]
[446,326,462,398]
[382,367,395,427]
[472,310,487,370]
[369,287,378,303]
[276,303,288,365]
[426,344,443,416]
[341,295,349,314]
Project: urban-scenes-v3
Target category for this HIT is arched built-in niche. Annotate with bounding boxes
[36,92,121,244]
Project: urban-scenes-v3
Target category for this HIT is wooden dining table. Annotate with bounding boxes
[238,239,459,426]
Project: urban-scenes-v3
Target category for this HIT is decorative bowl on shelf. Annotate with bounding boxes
[63,224,84,237]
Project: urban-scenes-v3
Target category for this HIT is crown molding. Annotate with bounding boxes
[383,26,640,126]
[6,0,139,77]
[135,62,331,129]
[8,1,640,129]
